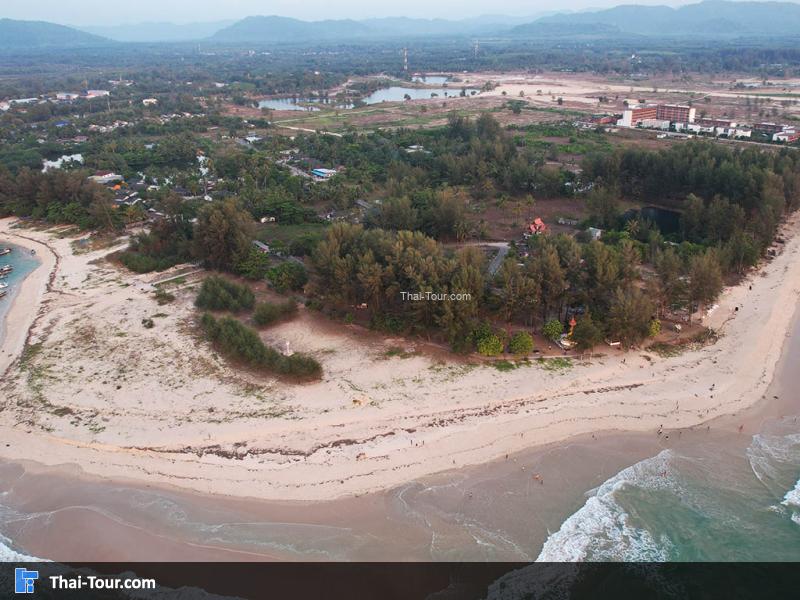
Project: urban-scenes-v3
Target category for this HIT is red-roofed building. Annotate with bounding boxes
[527,217,548,236]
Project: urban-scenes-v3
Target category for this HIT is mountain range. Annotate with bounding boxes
[527,0,800,36]
[2,1,800,49]
[80,20,235,43]
[0,18,107,49]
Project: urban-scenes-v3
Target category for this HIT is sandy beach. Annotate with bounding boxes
[0,213,799,504]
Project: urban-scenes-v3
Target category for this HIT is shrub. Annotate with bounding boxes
[572,314,604,353]
[235,246,271,280]
[195,276,255,313]
[266,261,308,293]
[471,321,494,346]
[543,319,564,342]
[253,300,298,327]
[141,318,155,329]
[281,353,323,379]
[154,288,175,305]
[508,331,534,355]
[649,318,662,338]
[119,251,179,273]
[200,313,321,380]
[477,334,504,356]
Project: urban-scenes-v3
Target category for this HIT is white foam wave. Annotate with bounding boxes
[0,534,43,562]
[781,479,800,526]
[536,450,675,562]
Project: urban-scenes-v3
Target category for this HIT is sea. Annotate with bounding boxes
[536,420,800,561]
[0,241,41,345]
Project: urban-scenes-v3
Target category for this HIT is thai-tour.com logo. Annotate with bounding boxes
[14,568,38,594]
[13,567,157,594]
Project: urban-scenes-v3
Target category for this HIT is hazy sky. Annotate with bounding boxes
[2,0,694,26]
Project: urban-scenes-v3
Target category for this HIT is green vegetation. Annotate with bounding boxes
[118,194,194,273]
[508,331,534,355]
[266,261,308,293]
[253,299,298,327]
[193,199,255,271]
[383,346,416,359]
[154,288,176,305]
[538,357,573,371]
[543,319,564,343]
[195,276,255,313]
[571,313,604,353]
[477,334,504,357]
[234,246,272,280]
[311,224,484,348]
[200,313,321,380]
[0,169,121,230]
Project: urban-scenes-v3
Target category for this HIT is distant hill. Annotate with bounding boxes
[209,13,561,43]
[511,21,623,37]
[80,20,234,43]
[359,15,549,37]
[210,16,371,43]
[0,18,109,49]
[521,0,800,37]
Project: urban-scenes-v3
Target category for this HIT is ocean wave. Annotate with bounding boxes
[0,533,43,562]
[747,428,800,510]
[536,451,675,562]
[781,479,800,526]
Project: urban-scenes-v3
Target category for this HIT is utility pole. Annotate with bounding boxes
[402,47,408,73]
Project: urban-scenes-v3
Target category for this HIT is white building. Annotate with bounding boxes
[639,118,671,130]
[142,98,158,106]
[89,172,123,185]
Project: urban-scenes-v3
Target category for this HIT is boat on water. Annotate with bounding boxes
[0,282,7,290]
[0,264,12,275]
[0,290,6,299]
[0,247,11,256]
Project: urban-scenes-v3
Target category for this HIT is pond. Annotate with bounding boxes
[623,206,682,235]
[259,86,479,111]
[258,98,323,111]
[362,86,478,103]
[639,206,681,235]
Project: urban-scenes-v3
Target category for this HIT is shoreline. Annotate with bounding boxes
[0,213,799,503]
[0,222,56,377]
[3,320,798,561]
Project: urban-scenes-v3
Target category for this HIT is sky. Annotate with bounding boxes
[1,0,695,26]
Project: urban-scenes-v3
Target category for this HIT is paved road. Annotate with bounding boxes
[486,243,511,277]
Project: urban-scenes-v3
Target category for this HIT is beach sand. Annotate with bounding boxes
[0,212,799,506]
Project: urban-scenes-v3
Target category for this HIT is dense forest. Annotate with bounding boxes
[3,64,799,356]
[300,131,800,353]
[0,167,120,229]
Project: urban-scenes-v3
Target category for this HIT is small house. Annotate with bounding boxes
[311,168,337,179]
[526,217,548,236]
[252,240,270,254]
